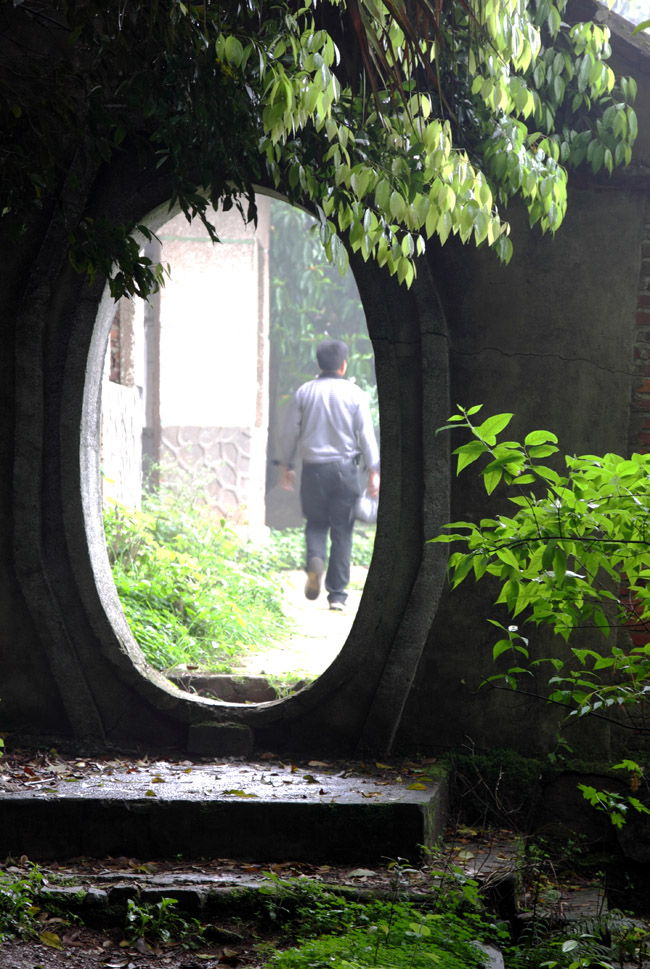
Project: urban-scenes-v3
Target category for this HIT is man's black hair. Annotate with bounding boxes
[317,339,348,372]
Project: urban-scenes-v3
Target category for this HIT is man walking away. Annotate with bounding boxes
[278,339,380,611]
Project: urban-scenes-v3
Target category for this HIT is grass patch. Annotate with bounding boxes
[103,481,375,675]
[104,485,292,673]
[256,873,501,969]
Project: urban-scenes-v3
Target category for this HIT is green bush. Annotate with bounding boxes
[0,865,45,940]
[104,485,292,673]
[265,525,376,570]
[435,405,650,827]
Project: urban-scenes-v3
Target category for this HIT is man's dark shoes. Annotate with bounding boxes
[305,557,324,600]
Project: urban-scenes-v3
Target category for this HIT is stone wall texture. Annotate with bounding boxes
[0,0,648,760]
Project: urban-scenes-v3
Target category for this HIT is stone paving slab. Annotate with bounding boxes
[0,758,448,864]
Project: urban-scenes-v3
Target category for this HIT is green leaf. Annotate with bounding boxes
[527,444,558,458]
[493,639,513,661]
[524,430,558,446]
[542,542,556,571]
[484,467,503,494]
[39,932,63,950]
[453,440,488,474]
[475,413,514,445]
[389,191,405,221]
[449,554,476,588]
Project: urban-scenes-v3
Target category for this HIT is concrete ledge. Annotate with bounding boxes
[187,722,254,756]
[0,760,448,864]
[168,673,278,704]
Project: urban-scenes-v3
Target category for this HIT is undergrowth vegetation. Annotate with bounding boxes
[266,525,375,571]
[0,865,46,942]
[103,478,374,673]
[103,483,291,673]
[258,870,501,969]
[2,849,650,966]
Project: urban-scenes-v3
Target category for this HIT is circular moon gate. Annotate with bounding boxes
[7,151,452,757]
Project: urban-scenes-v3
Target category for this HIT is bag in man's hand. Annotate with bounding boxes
[355,490,378,524]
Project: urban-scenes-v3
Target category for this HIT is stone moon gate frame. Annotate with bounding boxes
[3,3,649,759]
[7,157,452,758]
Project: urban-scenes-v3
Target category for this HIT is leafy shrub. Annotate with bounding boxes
[265,525,376,570]
[435,405,650,826]
[0,865,44,940]
[125,896,204,948]
[256,873,504,969]
[104,485,292,672]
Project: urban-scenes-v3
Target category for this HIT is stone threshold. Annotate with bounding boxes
[0,758,448,865]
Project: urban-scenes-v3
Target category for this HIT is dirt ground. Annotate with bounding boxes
[0,926,253,969]
[0,844,441,969]
[0,841,488,969]
[0,814,613,969]
[238,567,367,678]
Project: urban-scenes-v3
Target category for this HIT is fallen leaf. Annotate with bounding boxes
[308,760,329,767]
[302,774,317,783]
[347,868,375,878]
[222,789,259,798]
[151,775,166,783]
[39,931,64,949]
[144,789,157,797]
[406,782,428,790]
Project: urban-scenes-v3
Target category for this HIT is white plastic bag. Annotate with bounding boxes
[355,490,378,524]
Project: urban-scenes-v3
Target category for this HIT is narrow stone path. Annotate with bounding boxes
[238,566,367,679]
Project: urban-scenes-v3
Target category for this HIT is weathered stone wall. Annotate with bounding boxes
[393,12,650,759]
[629,198,650,452]
[0,0,648,761]
[396,186,646,758]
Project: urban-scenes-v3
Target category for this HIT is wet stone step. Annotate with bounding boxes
[0,758,448,864]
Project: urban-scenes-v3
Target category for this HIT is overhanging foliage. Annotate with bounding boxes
[0,0,640,298]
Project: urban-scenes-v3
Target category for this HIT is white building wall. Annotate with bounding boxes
[157,200,271,531]
[159,206,263,428]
